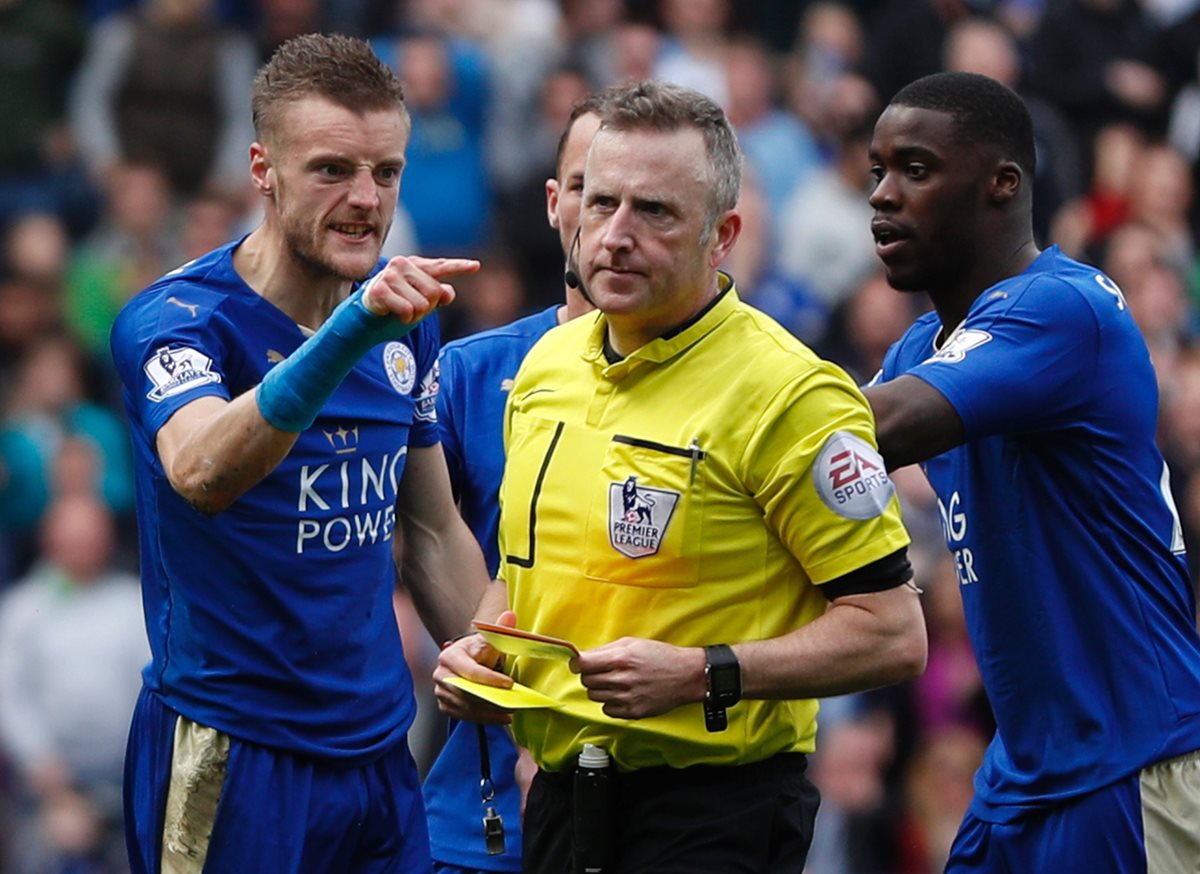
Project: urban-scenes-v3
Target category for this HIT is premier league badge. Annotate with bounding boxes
[144,345,221,402]
[607,475,680,558]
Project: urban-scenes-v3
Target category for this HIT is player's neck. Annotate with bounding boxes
[234,226,353,331]
[931,236,1040,335]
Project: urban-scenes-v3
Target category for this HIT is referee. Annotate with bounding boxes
[436,80,927,874]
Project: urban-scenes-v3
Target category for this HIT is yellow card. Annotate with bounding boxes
[444,675,562,710]
[473,621,580,661]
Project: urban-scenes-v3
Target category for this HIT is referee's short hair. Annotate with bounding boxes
[251,33,407,146]
[599,80,743,241]
[889,71,1036,177]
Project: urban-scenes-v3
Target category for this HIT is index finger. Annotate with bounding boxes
[404,256,482,279]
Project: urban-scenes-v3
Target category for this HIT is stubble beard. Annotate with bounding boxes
[281,212,387,284]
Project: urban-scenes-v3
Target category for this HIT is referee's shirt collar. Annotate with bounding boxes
[586,272,738,373]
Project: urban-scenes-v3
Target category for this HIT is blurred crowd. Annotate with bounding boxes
[3,0,1200,871]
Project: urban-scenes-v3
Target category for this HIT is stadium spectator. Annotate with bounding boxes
[724,36,823,223]
[374,30,492,253]
[0,492,147,874]
[653,0,732,108]
[69,0,256,200]
[0,0,88,230]
[777,107,880,312]
[66,162,180,361]
[0,332,134,575]
[1028,0,1171,149]
[784,1,865,150]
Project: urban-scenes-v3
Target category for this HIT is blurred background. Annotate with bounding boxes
[2,0,1200,871]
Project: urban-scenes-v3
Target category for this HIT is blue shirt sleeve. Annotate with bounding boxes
[905,275,1101,440]
[110,285,233,442]
[407,316,443,449]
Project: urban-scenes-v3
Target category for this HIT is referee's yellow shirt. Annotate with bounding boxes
[498,284,910,773]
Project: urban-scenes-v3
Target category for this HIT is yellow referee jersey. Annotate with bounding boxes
[497,284,910,772]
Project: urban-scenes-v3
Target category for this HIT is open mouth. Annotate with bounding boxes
[871,223,909,260]
[331,223,373,240]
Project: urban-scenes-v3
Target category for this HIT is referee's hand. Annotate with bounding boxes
[574,637,708,720]
[433,618,513,726]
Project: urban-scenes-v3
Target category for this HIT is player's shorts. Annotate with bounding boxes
[123,686,431,874]
[947,748,1200,873]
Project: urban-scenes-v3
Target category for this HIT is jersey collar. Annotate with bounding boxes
[584,272,740,372]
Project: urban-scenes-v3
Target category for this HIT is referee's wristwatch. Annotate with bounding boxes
[703,644,741,732]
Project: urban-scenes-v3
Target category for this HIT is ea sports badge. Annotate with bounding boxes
[814,431,894,520]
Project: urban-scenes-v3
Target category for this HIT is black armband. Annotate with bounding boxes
[819,547,912,601]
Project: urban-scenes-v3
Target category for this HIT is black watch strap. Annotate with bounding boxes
[703,644,741,733]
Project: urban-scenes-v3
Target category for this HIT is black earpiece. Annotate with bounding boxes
[563,228,593,305]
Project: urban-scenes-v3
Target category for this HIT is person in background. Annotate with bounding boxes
[69,0,256,201]
[0,492,147,874]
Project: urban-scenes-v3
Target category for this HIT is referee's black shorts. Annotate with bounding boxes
[523,752,818,874]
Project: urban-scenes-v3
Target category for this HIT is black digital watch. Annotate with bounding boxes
[703,644,741,732]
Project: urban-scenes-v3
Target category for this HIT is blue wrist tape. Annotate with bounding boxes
[256,279,422,432]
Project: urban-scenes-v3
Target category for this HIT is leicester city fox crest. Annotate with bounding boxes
[607,475,680,558]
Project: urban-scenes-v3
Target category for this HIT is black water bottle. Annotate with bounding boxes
[572,743,612,874]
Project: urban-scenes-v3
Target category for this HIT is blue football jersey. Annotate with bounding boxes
[424,304,559,871]
[877,246,1200,820]
[436,306,560,575]
[110,239,441,762]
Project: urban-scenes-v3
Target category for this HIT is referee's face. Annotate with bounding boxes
[579,126,739,351]
[261,95,410,283]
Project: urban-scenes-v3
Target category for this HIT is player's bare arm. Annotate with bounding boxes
[864,375,965,471]
[157,255,477,514]
[394,442,490,644]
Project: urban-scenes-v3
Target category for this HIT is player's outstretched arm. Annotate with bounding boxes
[864,375,965,471]
[157,256,478,514]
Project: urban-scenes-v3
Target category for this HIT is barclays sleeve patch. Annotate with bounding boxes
[144,345,221,402]
[813,431,894,520]
[413,358,440,423]
[921,328,992,365]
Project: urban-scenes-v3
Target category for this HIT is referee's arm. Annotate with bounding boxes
[735,549,926,701]
[572,549,925,719]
